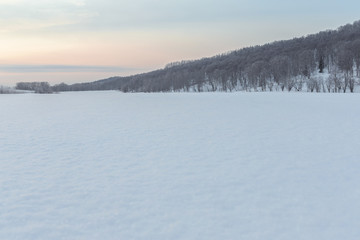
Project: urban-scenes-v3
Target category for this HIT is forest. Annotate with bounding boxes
[17,20,360,93]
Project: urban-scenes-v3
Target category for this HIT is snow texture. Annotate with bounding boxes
[1,91,360,240]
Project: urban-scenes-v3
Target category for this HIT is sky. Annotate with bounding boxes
[1,0,360,86]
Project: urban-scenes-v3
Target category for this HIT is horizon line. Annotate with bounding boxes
[0,64,138,73]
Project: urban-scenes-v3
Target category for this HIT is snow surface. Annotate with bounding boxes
[1,91,360,240]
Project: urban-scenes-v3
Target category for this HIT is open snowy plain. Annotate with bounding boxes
[1,91,359,240]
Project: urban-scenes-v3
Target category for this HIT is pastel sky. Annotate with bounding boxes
[1,0,360,86]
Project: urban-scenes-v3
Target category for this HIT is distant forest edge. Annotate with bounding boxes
[16,20,360,93]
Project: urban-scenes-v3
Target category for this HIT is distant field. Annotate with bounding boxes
[1,92,359,240]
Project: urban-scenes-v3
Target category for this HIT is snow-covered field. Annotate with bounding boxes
[1,91,359,240]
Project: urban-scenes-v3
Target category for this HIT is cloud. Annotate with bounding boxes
[68,0,86,7]
[0,0,95,33]
[82,0,246,30]
[2,0,360,35]
[0,64,133,73]
[0,0,254,33]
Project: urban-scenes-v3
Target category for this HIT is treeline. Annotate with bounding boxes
[16,20,360,93]
[15,82,53,93]
[0,86,17,94]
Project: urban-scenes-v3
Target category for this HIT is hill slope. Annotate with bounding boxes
[53,20,360,93]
